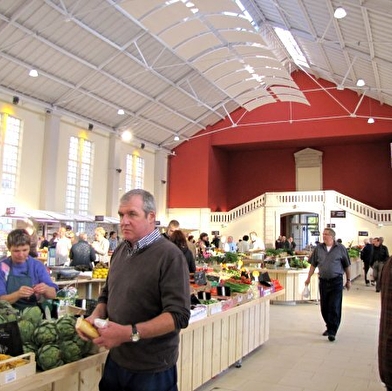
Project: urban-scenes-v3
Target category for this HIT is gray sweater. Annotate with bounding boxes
[98,236,190,373]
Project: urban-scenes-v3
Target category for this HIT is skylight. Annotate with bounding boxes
[273,27,310,68]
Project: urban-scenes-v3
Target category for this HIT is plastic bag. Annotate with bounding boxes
[366,267,374,281]
[302,285,310,299]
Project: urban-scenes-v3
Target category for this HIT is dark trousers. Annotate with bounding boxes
[99,354,178,391]
[373,261,385,291]
[319,276,343,336]
[364,262,370,284]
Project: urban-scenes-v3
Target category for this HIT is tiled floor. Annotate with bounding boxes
[194,278,385,391]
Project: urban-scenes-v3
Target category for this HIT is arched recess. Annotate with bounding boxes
[294,148,323,191]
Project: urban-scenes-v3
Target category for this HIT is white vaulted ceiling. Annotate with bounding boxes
[0,0,391,152]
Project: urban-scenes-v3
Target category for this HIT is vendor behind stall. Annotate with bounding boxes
[0,229,58,310]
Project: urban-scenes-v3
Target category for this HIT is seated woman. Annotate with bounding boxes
[0,229,58,310]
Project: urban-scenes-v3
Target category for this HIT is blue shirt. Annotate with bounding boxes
[0,256,58,296]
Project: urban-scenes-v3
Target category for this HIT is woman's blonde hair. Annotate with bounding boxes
[95,227,106,236]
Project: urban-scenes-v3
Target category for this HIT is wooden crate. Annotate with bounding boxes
[0,352,35,386]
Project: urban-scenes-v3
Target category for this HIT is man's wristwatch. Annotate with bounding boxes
[130,324,140,342]
[347,279,351,282]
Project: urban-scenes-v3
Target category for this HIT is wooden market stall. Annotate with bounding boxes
[1,290,284,391]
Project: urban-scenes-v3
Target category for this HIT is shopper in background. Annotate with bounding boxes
[224,235,237,252]
[55,226,72,265]
[211,233,221,249]
[197,232,210,257]
[305,228,351,342]
[371,237,390,292]
[92,227,110,264]
[186,235,197,259]
[162,219,180,240]
[0,229,58,310]
[69,233,96,271]
[19,219,39,258]
[170,230,196,273]
[237,235,250,253]
[39,235,50,249]
[77,189,190,391]
[249,231,265,252]
[360,238,373,286]
[48,232,58,247]
[378,256,392,391]
[108,231,119,253]
[288,236,296,255]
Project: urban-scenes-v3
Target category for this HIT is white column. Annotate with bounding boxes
[40,112,61,210]
[106,133,122,217]
[154,150,168,223]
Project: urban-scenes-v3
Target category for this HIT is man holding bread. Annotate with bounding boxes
[76,189,190,391]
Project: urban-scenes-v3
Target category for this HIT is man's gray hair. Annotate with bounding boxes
[120,189,156,217]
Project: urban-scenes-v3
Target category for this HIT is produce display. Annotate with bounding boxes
[289,257,310,269]
[0,300,93,371]
[92,262,109,279]
[0,353,29,372]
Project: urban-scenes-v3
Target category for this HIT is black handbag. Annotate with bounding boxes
[258,271,273,287]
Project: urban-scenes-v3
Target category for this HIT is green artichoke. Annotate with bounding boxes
[36,344,64,370]
[33,320,57,346]
[59,340,82,363]
[18,319,35,344]
[56,315,76,341]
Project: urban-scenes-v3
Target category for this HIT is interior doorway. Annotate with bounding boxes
[279,213,320,250]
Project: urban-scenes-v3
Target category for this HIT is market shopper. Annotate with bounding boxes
[371,237,390,292]
[249,231,265,252]
[162,219,180,240]
[55,226,72,265]
[69,233,96,271]
[378,256,392,391]
[0,229,58,310]
[92,227,110,264]
[360,238,373,286]
[304,228,351,342]
[108,231,119,253]
[170,229,196,273]
[78,189,190,391]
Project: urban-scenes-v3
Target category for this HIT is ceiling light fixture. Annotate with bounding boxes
[117,109,125,115]
[334,7,347,19]
[367,117,375,124]
[29,69,38,77]
[356,79,365,87]
[174,135,180,141]
[121,130,132,142]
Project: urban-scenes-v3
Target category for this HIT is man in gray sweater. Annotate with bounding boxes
[78,189,190,391]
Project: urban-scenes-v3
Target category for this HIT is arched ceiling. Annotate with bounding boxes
[0,0,391,152]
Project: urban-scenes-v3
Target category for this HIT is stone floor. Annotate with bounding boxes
[194,278,385,391]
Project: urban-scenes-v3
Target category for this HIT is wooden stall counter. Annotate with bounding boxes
[178,289,285,391]
[1,351,108,391]
[1,290,284,391]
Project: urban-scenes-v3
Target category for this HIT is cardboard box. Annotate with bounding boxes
[0,352,36,385]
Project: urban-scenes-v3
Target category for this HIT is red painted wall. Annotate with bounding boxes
[168,71,392,210]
